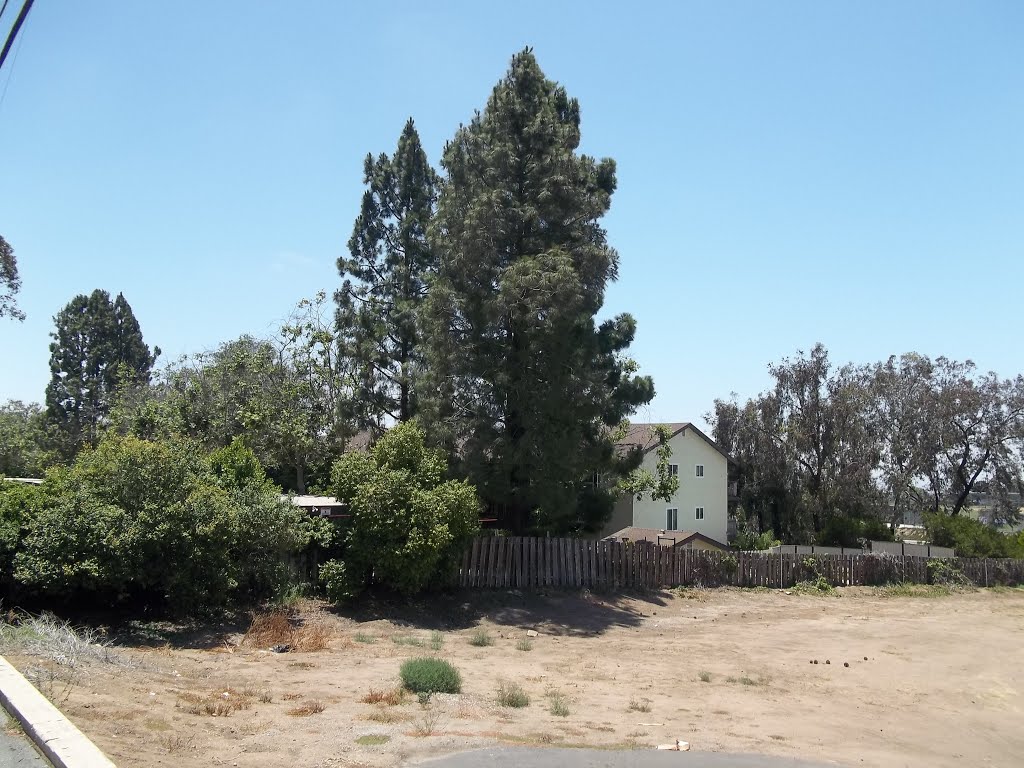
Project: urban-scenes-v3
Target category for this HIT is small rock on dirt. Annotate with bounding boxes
[270,644,291,653]
[526,630,539,637]
[844,662,850,667]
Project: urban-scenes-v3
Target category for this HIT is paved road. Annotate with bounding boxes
[417,747,841,768]
[0,722,46,768]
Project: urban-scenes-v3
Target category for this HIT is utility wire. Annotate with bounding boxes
[0,1,11,23]
[0,0,34,73]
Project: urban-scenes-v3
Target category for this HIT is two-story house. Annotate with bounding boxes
[599,422,733,547]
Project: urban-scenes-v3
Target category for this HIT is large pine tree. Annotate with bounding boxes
[46,289,158,453]
[336,118,439,432]
[423,49,654,534]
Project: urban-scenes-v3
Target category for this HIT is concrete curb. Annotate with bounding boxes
[0,655,115,768]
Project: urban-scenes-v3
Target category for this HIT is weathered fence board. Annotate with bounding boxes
[451,537,1024,591]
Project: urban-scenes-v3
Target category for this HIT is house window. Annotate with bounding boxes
[668,464,678,477]
[695,464,704,478]
[695,507,705,520]
[666,508,678,530]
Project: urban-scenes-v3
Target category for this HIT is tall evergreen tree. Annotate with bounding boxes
[0,235,24,321]
[336,118,439,432]
[422,49,654,534]
[45,290,158,453]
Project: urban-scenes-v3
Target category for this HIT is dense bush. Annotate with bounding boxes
[817,515,893,548]
[325,421,480,598]
[399,657,462,694]
[733,524,781,551]
[11,434,309,613]
[924,512,1023,558]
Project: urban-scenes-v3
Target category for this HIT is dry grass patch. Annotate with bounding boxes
[242,610,333,652]
[361,687,406,706]
[627,696,651,712]
[366,707,411,724]
[176,687,254,717]
[286,699,325,716]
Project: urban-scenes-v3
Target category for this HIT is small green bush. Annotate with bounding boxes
[319,559,361,603]
[548,691,569,716]
[469,628,493,647]
[496,681,529,708]
[429,631,443,651]
[515,638,533,652]
[399,657,462,694]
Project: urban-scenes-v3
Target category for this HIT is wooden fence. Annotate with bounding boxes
[454,536,1024,590]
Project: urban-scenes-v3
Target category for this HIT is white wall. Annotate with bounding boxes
[630,427,729,544]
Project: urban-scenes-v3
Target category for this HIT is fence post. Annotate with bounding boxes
[985,558,989,588]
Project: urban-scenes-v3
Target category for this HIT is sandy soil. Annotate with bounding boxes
[4,586,1023,768]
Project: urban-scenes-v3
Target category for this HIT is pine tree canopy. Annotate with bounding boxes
[423,48,654,534]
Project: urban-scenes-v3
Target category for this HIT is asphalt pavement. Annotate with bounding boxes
[417,747,842,768]
[0,720,46,768]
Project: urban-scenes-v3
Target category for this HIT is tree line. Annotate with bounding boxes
[3,49,1022,600]
[710,344,1024,555]
[0,49,668,612]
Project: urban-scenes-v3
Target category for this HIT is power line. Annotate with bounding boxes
[0,0,34,73]
[0,1,11,23]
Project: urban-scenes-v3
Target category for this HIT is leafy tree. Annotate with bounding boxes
[14,434,306,613]
[709,345,883,543]
[865,354,941,526]
[0,401,57,477]
[925,359,1024,519]
[617,424,680,503]
[421,49,654,534]
[337,119,439,431]
[45,290,158,454]
[169,336,319,492]
[0,235,24,321]
[322,421,479,598]
[0,481,44,593]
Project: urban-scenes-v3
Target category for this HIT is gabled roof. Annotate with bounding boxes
[618,422,733,463]
[601,526,729,551]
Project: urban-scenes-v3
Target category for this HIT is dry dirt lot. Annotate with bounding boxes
[3,586,1023,768]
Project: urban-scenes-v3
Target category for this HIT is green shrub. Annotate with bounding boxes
[925,512,1022,558]
[469,628,493,647]
[327,422,480,598]
[496,681,529,708]
[399,657,462,694]
[13,434,307,613]
[320,559,360,604]
[548,691,569,716]
[733,525,780,551]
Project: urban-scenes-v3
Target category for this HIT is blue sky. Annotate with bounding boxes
[1,1,1021,427]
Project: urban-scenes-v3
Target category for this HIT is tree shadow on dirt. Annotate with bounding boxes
[107,612,253,650]
[336,588,672,637]
[96,588,673,649]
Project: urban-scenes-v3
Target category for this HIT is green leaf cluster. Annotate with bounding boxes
[6,434,307,613]
[323,421,479,598]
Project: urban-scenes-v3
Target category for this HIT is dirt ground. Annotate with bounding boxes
[4,586,1023,768]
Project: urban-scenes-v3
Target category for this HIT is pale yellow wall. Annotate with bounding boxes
[630,428,728,544]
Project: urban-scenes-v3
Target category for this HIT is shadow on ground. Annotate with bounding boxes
[84,587,673,650]
[337,587,671,637]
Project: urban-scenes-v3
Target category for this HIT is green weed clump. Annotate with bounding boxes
[399,657,462,694]
[496,681,530,708]
[469,628,493,647]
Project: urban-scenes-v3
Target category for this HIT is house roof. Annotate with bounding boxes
[601,526,729,550]
[618,422,733,463]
